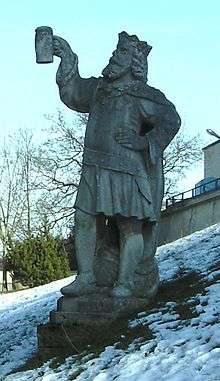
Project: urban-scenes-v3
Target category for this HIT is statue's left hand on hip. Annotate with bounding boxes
[115,129,147,151]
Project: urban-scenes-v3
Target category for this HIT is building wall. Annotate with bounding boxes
[159,189,220,246]
[204,141,220,178]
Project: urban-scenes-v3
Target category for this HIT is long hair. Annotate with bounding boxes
[131,47,148,82]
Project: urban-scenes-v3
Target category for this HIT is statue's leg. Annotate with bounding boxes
[133,222,159,298]
[112,217,144,298]
[61,208,97,296]
[142,222,159,258]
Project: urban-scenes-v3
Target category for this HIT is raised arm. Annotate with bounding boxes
[53,36,98,113]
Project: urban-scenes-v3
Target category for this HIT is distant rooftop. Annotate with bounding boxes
[203,139,220,151]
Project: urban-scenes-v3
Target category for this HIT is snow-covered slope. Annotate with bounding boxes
[1,224,220,381]
[0,277,73,379]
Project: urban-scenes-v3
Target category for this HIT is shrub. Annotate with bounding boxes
[7,233,71,287]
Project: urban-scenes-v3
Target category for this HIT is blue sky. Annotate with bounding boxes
[0,0,220,187]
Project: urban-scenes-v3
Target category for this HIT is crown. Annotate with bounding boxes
[118,31,152,57]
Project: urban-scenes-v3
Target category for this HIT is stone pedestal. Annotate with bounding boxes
[37,294,150,354]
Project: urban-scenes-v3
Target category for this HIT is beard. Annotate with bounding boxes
[102,62,130,81]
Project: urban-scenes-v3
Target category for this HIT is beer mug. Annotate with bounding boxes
[35,26,54,64]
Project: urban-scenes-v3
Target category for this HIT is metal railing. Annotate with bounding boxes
[165,177,220,209]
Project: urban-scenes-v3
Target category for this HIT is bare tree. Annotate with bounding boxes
[37,110,86,231]
[0,141,25,252]
[0,129,43,253]
[163,132,203,197]
[18,129,43,237]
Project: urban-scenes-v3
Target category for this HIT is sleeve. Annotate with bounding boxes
[139,97,181,164]
[56,54,99,113]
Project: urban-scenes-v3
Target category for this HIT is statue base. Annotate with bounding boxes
[37,294,151,353]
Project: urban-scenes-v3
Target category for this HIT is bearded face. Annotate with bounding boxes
[102,42,133,81]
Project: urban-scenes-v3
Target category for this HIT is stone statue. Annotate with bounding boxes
[37,30,180,302]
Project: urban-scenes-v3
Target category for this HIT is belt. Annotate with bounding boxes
[83,147,146,178]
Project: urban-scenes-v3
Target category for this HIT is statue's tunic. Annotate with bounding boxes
[58,70,180,221]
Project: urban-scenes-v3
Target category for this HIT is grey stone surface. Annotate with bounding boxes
[38,294,153,353]
[37,30,180,327]
[37,322,115,354]
[159,188,220,245]
[37,316,153,354]
[50,294,151,326]
[203,140,220,179]
[35,26,53,64]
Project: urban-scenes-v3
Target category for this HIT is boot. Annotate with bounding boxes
[112,249,137,298]
[61,272,97,296]
[112,233,144,298]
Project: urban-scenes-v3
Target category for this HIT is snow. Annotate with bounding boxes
[1,224,220,381]
[0,277,74,379]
